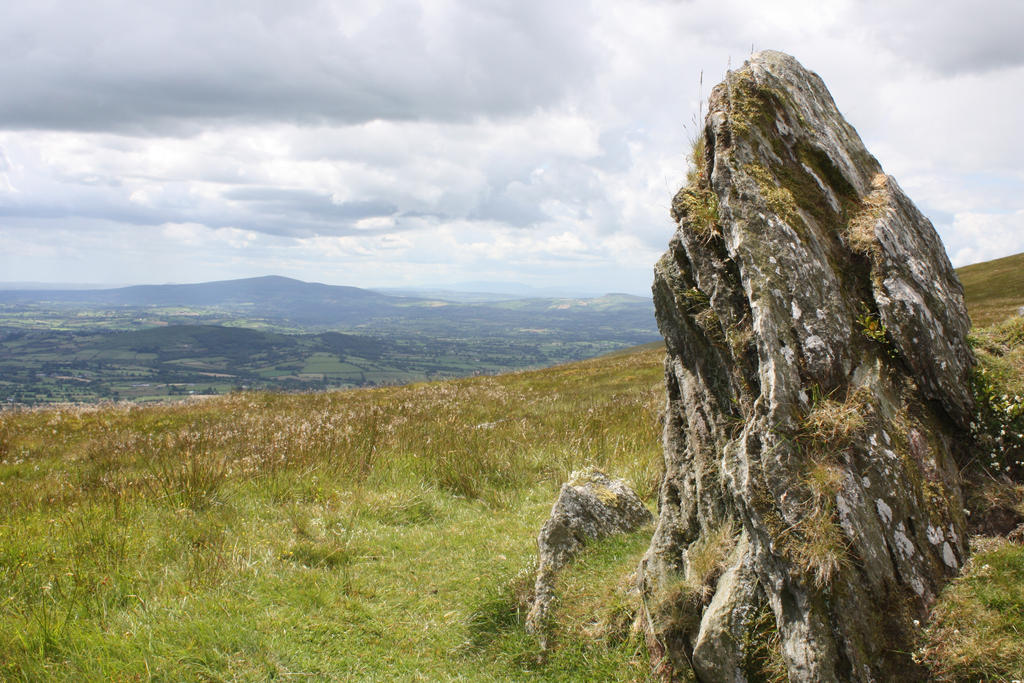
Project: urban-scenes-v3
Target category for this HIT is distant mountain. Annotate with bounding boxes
[0,274,401,307]
[0,275,427,328]
[0,275,611,304]
[0,275,658,340]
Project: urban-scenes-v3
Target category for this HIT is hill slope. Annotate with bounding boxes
[0,344,667,680]
[956,251,1024,327]
[1,323,1022,679]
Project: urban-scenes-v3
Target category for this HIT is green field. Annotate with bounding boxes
[958,251,1024,327]
[0,325,646,406]
[0,281,663,407]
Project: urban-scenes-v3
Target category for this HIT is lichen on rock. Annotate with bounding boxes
[641,50,974,682]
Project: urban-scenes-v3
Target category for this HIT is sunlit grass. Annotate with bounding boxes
[957,251,1024,328]
[917,537,1024,681]
[0,346,665,680]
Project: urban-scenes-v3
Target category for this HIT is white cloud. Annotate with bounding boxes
[948,210,1024,267]
[0,0,1022,294]
[863,0,1024,75]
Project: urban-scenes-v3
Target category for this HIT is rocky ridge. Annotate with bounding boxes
[640,51,974,681]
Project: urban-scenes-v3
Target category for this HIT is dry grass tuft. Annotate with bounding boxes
[742,599,788,683]
[649,519,738,638]
[845,173,889,256]
[686,520,737,598]
[787,506,849,589]
[799,386,871,455]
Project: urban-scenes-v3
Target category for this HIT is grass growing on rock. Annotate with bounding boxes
[672,132,720,240]
[779,386,870,588]
[0,346,664,680]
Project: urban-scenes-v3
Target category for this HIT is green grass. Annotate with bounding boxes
[917,538,1024,681]
[968,317,1024,476]
[918,314,1024,680]
[957,251,1024,327]
[0,346,665,680]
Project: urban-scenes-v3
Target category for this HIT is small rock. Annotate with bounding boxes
[525,468,652,639]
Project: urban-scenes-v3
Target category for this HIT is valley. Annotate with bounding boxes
[0,277,660,404]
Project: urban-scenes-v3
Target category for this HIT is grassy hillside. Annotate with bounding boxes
[1,250,1023,679]
[957,251,1024,327]
[3,328,1018,680]
[0,346,666,680]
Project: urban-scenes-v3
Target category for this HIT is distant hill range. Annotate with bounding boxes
[1,254,1020,406]
[2,246,1021,333]
[0,275,406,319]
[0,275,656,339]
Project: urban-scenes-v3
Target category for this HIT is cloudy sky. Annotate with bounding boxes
[1,0,1021,295]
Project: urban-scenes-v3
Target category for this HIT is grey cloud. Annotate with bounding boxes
[0,186,398,239]
[5,0,1021,295]
[0,0,598,134]
[469,155,617,229]
[592,128,637,174]
[221,188,397,221]
[471,183,549,227]
[0,197,183,227]
[866,0,1024,75]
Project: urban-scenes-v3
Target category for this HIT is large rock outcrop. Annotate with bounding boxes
[639,51,974,682]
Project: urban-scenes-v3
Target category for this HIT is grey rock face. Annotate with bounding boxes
[526,468,652,639]
[641,51,974,682]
